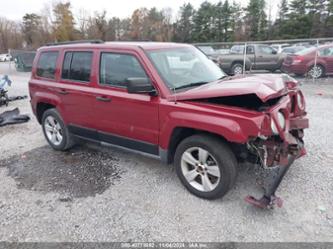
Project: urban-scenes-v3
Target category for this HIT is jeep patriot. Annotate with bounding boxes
[29,40,309,208]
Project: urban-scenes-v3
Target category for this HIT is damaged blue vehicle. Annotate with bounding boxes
[0,75,12,107]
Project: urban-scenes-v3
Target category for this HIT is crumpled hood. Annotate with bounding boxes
[168,74,290,102]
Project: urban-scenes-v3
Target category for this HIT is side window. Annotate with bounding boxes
[246,46,255,54]
[258,45,274,54]
[62,51,93,82]
[36,51,59,79]
[319,48,333,57]
[100,53,148,87]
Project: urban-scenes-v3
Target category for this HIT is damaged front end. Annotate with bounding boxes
[244,86,309,209]
[174,74,309,208]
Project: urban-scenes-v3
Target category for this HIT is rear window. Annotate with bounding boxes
[295,47,316,55]
[62,51,93,82]
[36,52,58,79]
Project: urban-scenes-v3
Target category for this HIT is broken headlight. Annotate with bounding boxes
[271,111,286,134]
[297,91,305,110]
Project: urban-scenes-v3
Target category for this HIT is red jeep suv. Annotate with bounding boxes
[29,40,309,208]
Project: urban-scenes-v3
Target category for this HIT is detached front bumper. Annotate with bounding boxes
[245,95,309,208]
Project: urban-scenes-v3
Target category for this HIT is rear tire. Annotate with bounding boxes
[42,108,74,151]
[308,65,324,78]
[174,134,238,200]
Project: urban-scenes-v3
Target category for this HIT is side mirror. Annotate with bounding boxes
[126,77,157,96]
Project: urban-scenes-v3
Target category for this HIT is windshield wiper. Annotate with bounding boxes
[173,81,209,90]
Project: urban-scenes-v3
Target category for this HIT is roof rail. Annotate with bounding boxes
[46,40,104,46]
[113,39,153,42]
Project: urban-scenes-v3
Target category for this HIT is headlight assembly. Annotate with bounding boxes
[271,111,286,134]
[297,91,305,110]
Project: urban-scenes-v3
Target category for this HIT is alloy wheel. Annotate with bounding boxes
[180,147,221,192]
[308,65,323,78]
[44,116,63,146]
[233,66,243,75]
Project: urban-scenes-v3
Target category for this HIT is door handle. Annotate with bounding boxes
[58,89,68,95]
[96,96,111,102]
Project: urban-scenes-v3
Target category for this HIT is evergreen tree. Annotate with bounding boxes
[245,0,268,40]
[215,0,233,42]
[230,1,244,41]
[192,1,216,42]
[286,0,312,38]
[326,0,333,35]
[278,0,289,21]
[308,0,329,37]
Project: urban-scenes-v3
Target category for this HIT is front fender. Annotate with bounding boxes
[159,101,265,149]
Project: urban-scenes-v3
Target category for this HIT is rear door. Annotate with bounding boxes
[57,50,96,129]
[255,45,279,70]
[91,50,160,154]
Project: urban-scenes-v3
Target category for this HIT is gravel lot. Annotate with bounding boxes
[0,62,333,242]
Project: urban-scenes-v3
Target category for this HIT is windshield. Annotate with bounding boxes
[147,47,226,91]
[198,46,215,54]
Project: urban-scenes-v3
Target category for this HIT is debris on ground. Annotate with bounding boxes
[0,108,30,127]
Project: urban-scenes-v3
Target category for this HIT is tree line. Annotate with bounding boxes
[0,0,333,52]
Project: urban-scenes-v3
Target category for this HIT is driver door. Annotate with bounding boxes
[91,50,160,154]
[255,45,279,70]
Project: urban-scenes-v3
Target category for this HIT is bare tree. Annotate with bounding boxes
[76,8,90,39]
[0,17,23,52]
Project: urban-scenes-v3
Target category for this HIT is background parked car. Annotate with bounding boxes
[292,42,314,48]
[197,45,220,61]
[281,46,306,55]
[218,44,286,75]
[0,54,12,62]
[14,52,36,72]
[271,43,290,53]
[282,44,333,78]
[215,48,230,55]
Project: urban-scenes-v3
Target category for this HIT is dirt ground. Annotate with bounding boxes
[0,62,333,242]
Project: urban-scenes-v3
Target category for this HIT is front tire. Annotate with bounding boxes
[42,108,74,151]
[174,134,238,200]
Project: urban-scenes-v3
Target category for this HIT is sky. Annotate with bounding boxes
[0,0,278,21]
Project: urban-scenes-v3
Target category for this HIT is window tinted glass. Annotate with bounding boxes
[100,53,147,87]
[62,52,93,82]
[37,52,58,79]
[61,52,72,79]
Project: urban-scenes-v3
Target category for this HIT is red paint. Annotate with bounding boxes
[29,42,309,167]
[169,74,289,102]
[282,43,333,76]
